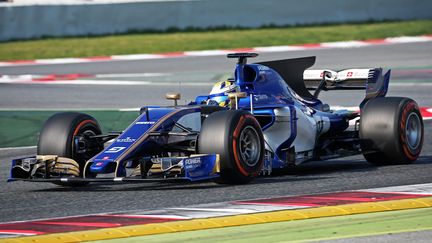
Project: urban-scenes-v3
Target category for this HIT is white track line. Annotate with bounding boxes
[364,183,432,195]
[385,36,432,43]
[254,46,307,52]
[168,208,257,213]
[183,50,231,56]
[110,54,165,60]
[320,41,371,48]
[94,73,170,78]
[35,58,89,64]
[107,214,191,220]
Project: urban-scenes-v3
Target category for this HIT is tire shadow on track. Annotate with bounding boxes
[26,156,432,193]
[281,155,432,175]
[27,160,373,192]
[27,175,330,192]
[29,183,226,192]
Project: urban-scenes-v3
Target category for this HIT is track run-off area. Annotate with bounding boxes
[0,40,432,242]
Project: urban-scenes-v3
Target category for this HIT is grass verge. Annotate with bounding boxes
[1,20,432,61]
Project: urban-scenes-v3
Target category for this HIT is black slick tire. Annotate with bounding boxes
[359,97,423,165]
[198,110,264,184]
[37,112,103,186]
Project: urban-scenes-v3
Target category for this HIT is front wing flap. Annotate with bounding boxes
[10,155,81,181]
[9,154,220,183]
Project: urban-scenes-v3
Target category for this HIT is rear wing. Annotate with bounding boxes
[303,68,386,90]
[304,68,391,107]
[304,68,391,108]
[254,56,390,108]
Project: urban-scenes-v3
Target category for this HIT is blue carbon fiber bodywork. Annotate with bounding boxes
[87,107,201,176]
[184,154,219,181]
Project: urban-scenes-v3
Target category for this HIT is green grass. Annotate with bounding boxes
[1,20,432,61]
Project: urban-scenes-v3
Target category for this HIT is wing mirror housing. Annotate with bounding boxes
[166,92,181,106]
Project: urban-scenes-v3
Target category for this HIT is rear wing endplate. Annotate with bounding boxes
[304,68,391,108]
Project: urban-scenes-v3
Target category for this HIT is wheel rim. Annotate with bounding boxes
[73,129,97,159]
[238,126,261,167]
[405,112,421,150]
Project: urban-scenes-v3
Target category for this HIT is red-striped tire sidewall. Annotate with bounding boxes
[231,114,264,177]
[398,100,424,161]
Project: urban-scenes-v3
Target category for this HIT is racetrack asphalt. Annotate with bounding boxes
[0,41,431,228]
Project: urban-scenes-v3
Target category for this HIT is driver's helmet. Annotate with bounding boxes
[208,80,239,107]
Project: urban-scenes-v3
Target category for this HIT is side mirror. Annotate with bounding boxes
[228,92,247,110]
[166,92,181,106]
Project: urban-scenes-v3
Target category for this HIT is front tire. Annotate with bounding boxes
[198,110,264,184]
[359,97,423,165]
[38,112,103,186]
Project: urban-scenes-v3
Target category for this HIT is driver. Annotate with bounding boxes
[207,79,239,107]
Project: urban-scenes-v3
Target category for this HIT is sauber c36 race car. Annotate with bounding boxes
[9,53,424,186]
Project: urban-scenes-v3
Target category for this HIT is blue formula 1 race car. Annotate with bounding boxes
[9,53,424,186]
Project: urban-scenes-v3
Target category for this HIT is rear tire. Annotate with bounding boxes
[359,97,423,165]
[38,112,103,186]
[198,110,264,184]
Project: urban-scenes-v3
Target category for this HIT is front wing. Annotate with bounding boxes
[9,154,220,183]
